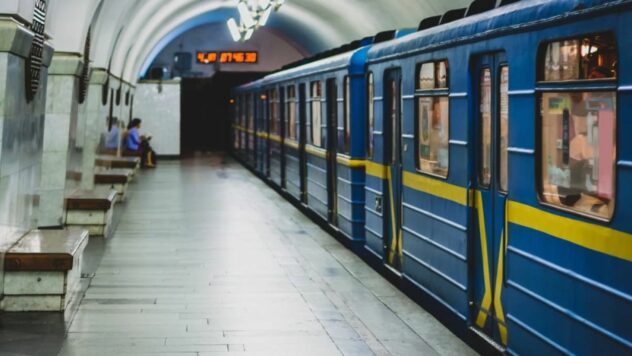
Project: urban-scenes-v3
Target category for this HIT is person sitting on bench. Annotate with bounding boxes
[126,118,156,168]
[105,117,120,150]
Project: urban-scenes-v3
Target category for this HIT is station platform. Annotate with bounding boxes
[45,154,474,355]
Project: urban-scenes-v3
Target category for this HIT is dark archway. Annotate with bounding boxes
[180,71,265,154]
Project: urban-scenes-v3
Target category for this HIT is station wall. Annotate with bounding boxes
[135,81,182,157]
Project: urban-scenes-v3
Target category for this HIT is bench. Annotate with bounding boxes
[65,188,118,237]
[97,147,142,158]
[95,154,140,169]
[1,228,88,311]
[94,168,134,202]
[95,155,141,180]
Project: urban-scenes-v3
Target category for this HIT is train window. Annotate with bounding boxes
[416,60,449,177]
[270,88,280,136]
[541,33,617,81]
[247,94,254,130]
[419,63,435,89]
[286,86,297,141]
[480,68,492,186]
[342,76,351,154]
[538,33,617,220]
[499,66,509,192]
[417,60,449,89]
[539,92,616,220]
[310,81,322,147]
[240,95,246,127]
[367,73,374,159]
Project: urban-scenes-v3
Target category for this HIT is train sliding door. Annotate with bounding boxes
[326,79,338,225]
[471,53,509,346]
[384,69,403,272]
[299,83,308,203]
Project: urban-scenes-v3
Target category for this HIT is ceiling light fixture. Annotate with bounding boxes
[226,0,285,42]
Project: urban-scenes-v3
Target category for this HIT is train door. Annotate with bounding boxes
[257,92,265,174]
[265,90,271,177]
[299,83,308,203]
[384,69,403,272]
[249,94,256,166]
[326,78,338,225]
[471,53,509,346]
[280,87,286,188]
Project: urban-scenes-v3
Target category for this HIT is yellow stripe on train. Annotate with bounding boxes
[507,201,632,262]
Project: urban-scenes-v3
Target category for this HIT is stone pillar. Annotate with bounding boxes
[37,54,83,228]
[80,69,108,189]
[0,16,52,297]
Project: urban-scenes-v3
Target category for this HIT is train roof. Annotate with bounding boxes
[367,0,628,63]
[234,28,415,93]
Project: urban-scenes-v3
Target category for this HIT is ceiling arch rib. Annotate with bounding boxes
[85,0,472,84]
[131,3,346,80]
[90,0,142,70]
[45,0,101,53]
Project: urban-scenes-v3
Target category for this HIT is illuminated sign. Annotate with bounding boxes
[196,51,258,64]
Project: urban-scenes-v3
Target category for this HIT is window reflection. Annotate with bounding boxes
[310,82,322,147]
[417,97,449,177]
[540,92,616,219]
[543,33,617,81]
[499,66,509,192]
[480,68,492,186]
[286,86,297,141]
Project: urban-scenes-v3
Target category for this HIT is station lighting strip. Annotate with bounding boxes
[227,0,285,42]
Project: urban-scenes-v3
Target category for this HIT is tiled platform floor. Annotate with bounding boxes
[59,154,476,356]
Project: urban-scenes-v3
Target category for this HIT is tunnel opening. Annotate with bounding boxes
[180,71,265,154]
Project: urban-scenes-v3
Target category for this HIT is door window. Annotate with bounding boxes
[416,60,450,178]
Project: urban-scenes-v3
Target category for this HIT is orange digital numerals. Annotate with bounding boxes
[197,52,257,64]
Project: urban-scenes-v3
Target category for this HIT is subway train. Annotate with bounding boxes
[231,0,632,354]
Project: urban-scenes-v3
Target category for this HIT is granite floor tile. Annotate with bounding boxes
[55,155,475,356]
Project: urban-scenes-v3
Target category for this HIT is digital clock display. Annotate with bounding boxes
[196,51,258,64]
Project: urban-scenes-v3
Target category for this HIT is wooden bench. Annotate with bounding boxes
[65,188,118,237]
[97,147,142,158]
[95,155,140,180]
[95,154,140,169]
[94,168,134,202]
[1,228,88,311]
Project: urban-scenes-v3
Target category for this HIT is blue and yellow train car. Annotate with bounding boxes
[232,0,632,353]
[247,41,374,243]
[366,0,631,353]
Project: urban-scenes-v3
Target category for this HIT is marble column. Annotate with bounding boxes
[0,16,52,296]
[80,69,108,189]
[37,54,83,228]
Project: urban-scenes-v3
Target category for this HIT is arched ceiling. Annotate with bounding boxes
[43,0,471,84]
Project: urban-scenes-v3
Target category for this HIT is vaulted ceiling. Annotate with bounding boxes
[41,0,471,83]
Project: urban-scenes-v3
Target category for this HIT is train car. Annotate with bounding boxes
[234,30,413,245]
[233,0,631,353]
[240,42,372,243]
[365,0,631,353]
[233,82,264,175]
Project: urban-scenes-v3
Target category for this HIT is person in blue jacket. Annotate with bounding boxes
[126,118,156,168]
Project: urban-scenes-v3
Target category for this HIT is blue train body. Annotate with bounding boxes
[232,1,632,353]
